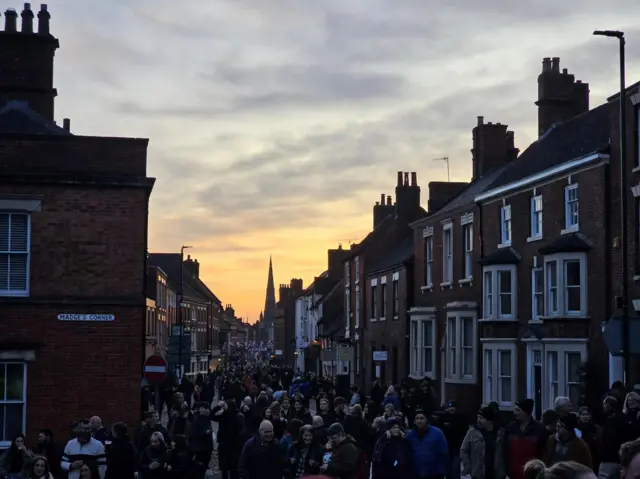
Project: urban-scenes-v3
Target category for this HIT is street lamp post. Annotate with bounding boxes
[178,245,192,380]
[593,30,630,385]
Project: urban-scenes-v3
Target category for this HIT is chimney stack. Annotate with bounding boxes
[471,119,519,180]
[536,56,589,137]
[397,171,403,187]
[386,195,392,205]
[428,181,469,213]
[4,9,17,32]
[37,4,49,34]
[477,116,484,126]
[380,193,385,205]
[63,118,70,131]
[395,171,421,220]
[21,3,34,33]
[411,172,417,186]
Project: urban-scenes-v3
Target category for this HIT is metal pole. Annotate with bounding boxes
[178,246,184,381]
[619,36,630,386]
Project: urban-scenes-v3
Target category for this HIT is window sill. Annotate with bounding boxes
[481,402,515,411]
[392,315,399,320]
[634,275,640,283]
[539,314,589,320]
[420,284,433,292]
[369,318,377,323]
[528,319,544,324]
[632,165,640,174]
[440,281,453,290]
[478,317,519,323]
[527,235,543,243]
[561,226,579,235]
[0,291,29,297]
[445,377,476,385]
[379,317,386,322]
[458,277,473,286]
[497,241,512,249]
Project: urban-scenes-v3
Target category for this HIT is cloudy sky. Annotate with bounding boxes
[49,0,640,321]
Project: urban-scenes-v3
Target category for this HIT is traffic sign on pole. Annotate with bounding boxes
[602,316,640,356]
[144,354,168,384]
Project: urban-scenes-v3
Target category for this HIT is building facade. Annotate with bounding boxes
[0,5,154,445]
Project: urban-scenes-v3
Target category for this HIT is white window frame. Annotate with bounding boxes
[0,212,31,297]
[409,316,436,379]
[445,311,477,384]
[355,285,360,327]
[0,362,27,448]
[530,195,543,240]
[500,205,512,246]
[442,222,453,285]
[532,267,544,320]
[543,253,587,317]
[344,263,351,337]
[543,342,587,410]
[425,235,434,287]
[379,283,387,321]
[482,341,517,408]
[481,265,517,321]
[371,284,377,320]
[392,279,399,318]
[564,184,579,232]
[463,223,473,279]
[355,257,360,284]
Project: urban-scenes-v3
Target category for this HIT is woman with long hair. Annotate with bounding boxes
[79,461,101,479]
[23,455,54,479]
[0,434,35,479]
[138,431,168,479]
[524,460,596,479]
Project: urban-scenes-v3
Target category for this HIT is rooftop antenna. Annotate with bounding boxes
[433,157,450,182]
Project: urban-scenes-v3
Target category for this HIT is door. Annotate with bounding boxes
[533,349,543,419]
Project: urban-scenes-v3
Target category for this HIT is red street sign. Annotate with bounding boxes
[144,354,167,383]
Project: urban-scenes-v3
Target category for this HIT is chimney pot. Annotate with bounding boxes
[380,193,385,205]
[542,57,551,72]
[403,172,409,186]
[411,172,417,186]
[375,201,380,206]
[63,118,70,131]
[551,57,560,72]
[576,80,582,84]
[387,195,392,205]
[21,3,34,33]
[5,8,18,32]
[477,116,484,126]
[37,3,50,34]
[562,68,568,74]
[397,171,403,186]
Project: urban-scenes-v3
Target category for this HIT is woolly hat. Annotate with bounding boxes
[516,398,535,415]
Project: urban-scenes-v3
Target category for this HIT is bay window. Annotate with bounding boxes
[482,341,517,407]
[543,342,587,410]
[544,253,587,317]
[445,312,476,383]
[481,265,517,320]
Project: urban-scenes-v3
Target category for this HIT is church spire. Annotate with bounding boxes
[262,255,277,342]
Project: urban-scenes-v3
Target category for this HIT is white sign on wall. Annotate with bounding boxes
[57,314,115,322]
[373,351,388,362]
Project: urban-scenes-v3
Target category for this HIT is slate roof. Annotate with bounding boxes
[539,232,592,255]
[0,100,72,135]
[488,102,612,190]
[479,247,522,266]
[365,231,414,275]
[147,253,222,305]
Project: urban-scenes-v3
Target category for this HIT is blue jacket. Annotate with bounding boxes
[406,426,449,478]
[382,394,402,410]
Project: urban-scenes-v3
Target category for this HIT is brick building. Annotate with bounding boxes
[145,266,175,359]
[274,279,303,367]
[473,57,615,417]
[0,5,154,445]
[410,120,517,411]
[346,172,425,388]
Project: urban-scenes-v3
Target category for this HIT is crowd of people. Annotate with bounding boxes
[3,353,640,479]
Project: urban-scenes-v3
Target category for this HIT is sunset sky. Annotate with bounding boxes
[50,0,640,321]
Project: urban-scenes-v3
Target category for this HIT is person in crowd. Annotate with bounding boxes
[350,387,361,407]
[342,405,372,458]
[105,422,136,479]
[318,397,338,426]
[89,418,112,445]
[0,434,36,479]
[438,400,469,479]
[138,431,168,479]
[542,410,560,441]
[333,397,348,423]
[600,395,628,479]
[291,399,313,425]
[363,401,378,424]
[461,406,507,479]
[555,398,581,438]
[165,435,193,479]
[78,461,102,479]
[577,406,602,472]
[280,397,293,420]
[523,459,597,479]
[542,414,592,467]
[286,424,325,479]
[168,404,192,440]
[319,423,359,479]
[507,398,547,479]
[281,418,303,453]
[312,416,328,447]
[268,401,288,440]
[213,399,245,479]
[190,402,214,478]
[406,409,448,479]
[238,420,284,479]
[61,420,107,479]
[136,411,170,458]
[33,429,61,478]
[382,386,401,411]
[23,455,54,479]
[372,417,412,479]
[620,438,640,479]
[623,392,640,439]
